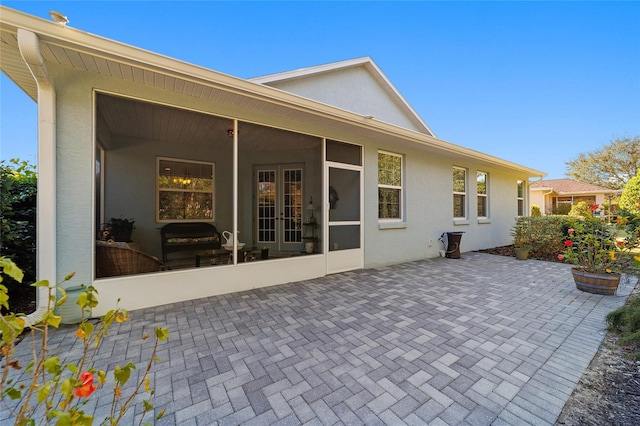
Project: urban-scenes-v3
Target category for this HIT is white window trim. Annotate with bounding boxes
[453,166,467,220]
[378,151,404,222]
[156,156,215,223]
[477,171,488,219]
[517,180,525,217]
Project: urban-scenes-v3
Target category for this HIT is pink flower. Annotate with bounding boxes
[75,372,97,398]
[568,228,574,235]
[564,240,573,247]
[557,254,565,261]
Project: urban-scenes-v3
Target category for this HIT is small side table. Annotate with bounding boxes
[303,221,318,253]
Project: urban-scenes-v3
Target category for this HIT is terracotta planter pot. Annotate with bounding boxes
[571,268,621,295]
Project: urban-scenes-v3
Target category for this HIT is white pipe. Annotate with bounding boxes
[232,119,238,264]
[17,29,56,326]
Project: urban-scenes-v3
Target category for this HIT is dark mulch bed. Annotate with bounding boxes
[477,244,562,263]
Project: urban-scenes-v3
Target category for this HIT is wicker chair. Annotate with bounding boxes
[96,244,162,278]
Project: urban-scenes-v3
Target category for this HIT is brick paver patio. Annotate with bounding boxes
[6,253,635,425]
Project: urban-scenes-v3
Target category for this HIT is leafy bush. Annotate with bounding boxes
[620,171,640,215]
[530,205,542,217]
[513,216,567,259]
[607,294,640,359]
[0,159,36,299]
[568,201,593,219]
[552,203,571,215]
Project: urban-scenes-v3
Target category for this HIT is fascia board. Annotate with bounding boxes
[556,190,620,195]
[249,57,374,83]
[1,6,543,177]
[530,187,554,191]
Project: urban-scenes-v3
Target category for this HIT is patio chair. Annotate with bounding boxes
[96,243,162,278]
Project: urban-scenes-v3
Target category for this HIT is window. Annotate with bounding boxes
[378,151,403,220]
[157,157,214,222]
[477,171,488,218]
[517,180,524,216]
[453,167,466,218]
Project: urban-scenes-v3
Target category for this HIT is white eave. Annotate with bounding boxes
[0,6,545,178]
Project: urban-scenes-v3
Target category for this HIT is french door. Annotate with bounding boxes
[255,164,303,252]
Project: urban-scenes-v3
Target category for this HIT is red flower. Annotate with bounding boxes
[75,371,97,398]
[590,204,599,212]
[617,241,625,247]
[564,240,573,247]
[557,254,565,261]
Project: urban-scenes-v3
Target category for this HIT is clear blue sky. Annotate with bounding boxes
[2,1,639,179]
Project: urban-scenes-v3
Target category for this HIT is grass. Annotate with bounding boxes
[607,293,640,359]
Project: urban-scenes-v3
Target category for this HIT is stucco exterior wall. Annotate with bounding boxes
[264,67,422,132]
[358,141,526,268]
[530,190,547,214]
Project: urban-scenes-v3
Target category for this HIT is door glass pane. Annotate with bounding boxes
[326,140,362,166]
[257,170,276,243]
[329,225,360,251]
[329,168,360,222]
[283,169,302,243]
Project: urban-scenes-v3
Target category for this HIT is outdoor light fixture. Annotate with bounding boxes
[227,129,234,137]
[49,10,69,26]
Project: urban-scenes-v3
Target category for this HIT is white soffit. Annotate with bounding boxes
[0,6,545,178]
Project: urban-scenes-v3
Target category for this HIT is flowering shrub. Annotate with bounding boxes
[0,257,169,425]
[559,204,640,274]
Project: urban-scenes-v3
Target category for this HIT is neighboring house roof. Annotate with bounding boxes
[249,57,436,137]
[530,179,617,195]
[0,6,545,178]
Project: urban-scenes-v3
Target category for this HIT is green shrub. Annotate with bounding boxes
[0,159,36,298]
[607,294,640,359]
[529,216,567,258]
[620,171,640,215]
[552,203,572,215]
[530,205,542,217]
[511,216,567,259]
[568,201,593,219]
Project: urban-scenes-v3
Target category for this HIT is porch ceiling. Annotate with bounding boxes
[97,94,322,151]
[0,7,546,177]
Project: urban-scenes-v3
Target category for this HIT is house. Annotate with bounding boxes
[529,179,619,215]
[0,7,545,319]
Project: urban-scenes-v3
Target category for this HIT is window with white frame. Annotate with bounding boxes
[517,180,525,216]
[378,151,403,220]
[157,157,214,222]
[477,171,488,218]
[453,166,467,219]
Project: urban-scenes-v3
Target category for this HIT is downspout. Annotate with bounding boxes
[542,190,553,216]
[17,29,57,325]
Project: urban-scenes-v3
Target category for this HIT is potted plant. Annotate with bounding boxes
[105,217,135,242]
[558,204,640,295]
[511,217,533,260]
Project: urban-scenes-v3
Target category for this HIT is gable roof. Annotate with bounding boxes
[249,57,435,137]
[530,179,617,195]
